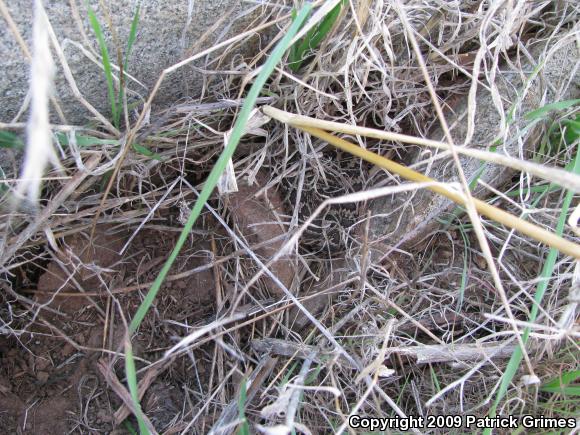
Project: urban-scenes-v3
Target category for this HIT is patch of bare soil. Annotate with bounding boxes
[0,221,217,433]
[227,170,296,297]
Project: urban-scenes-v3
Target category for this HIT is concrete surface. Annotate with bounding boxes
[1,0,263,125]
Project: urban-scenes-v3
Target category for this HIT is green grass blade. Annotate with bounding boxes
[124,3,140,71]
[116,2,141,125]
[289,0,344,72]
[0,165,8,196]
[55,132,118,147]
[538,400,580,416]
[124,342,149,434]
[524,99,580,121]
[87,2,119,128]
[299,1,342,52]
[505,184,560,198]
[456,224,469,310]
[132,143,164,161]
[128,2,312,334]
[506,158,576,199]
[541,385,580,396]
[0,131,24,149]
[562,115,580,144]
[430,366,441,392]
[484,145,580,432]
[540,370,580,395]
[124,421,138,435]
[237,378,250,435]
[289,8,300,64]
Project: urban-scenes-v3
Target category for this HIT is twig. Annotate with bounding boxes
[251,338,357,369]
[387,341,517,365]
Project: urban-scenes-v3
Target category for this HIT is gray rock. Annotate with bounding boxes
[369,38,580,251]
[1,0,263,125]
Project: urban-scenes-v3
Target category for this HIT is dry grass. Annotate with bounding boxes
[1,0,579,433]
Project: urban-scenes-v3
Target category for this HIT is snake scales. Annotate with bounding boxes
[283,147,370,253]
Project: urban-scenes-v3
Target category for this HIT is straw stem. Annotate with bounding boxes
[296,125,580,260]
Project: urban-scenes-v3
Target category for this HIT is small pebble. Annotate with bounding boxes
[36,371,49,383]
[36,358,50,371]
[474,255,487,269]
[61,343,74,357]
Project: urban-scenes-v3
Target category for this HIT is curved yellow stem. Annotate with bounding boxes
[298,125,580,260]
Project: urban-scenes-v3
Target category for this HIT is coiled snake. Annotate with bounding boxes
[283,148,369,253]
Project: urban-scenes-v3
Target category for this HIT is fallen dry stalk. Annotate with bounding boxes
[387,341,517,365]
[263,113,580,259]
[251,338,357,369]
[262,106,580,194]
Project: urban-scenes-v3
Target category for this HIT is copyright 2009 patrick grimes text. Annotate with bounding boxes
[348,414,576,431]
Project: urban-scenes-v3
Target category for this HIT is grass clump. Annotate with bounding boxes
[0,1,579,434]
[87,1,141,129]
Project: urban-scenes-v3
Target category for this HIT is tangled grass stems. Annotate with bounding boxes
[88,2,300,240]
[123,4,313,430]
[127,4,312,334]
[485,146,580,431]
[267,121,580,260]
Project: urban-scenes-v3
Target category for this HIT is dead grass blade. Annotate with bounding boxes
[287,125,580,259]
[262,106,580,193]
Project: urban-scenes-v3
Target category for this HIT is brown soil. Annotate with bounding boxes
[227,170,296,297]
[0,222,217,433]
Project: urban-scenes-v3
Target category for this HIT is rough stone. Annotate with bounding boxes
[1,0,264,125]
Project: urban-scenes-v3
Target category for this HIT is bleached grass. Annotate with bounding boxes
[0,0,579,433]
[16,0,62,206]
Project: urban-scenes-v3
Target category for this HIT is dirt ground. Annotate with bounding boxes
[0,221,218,433]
